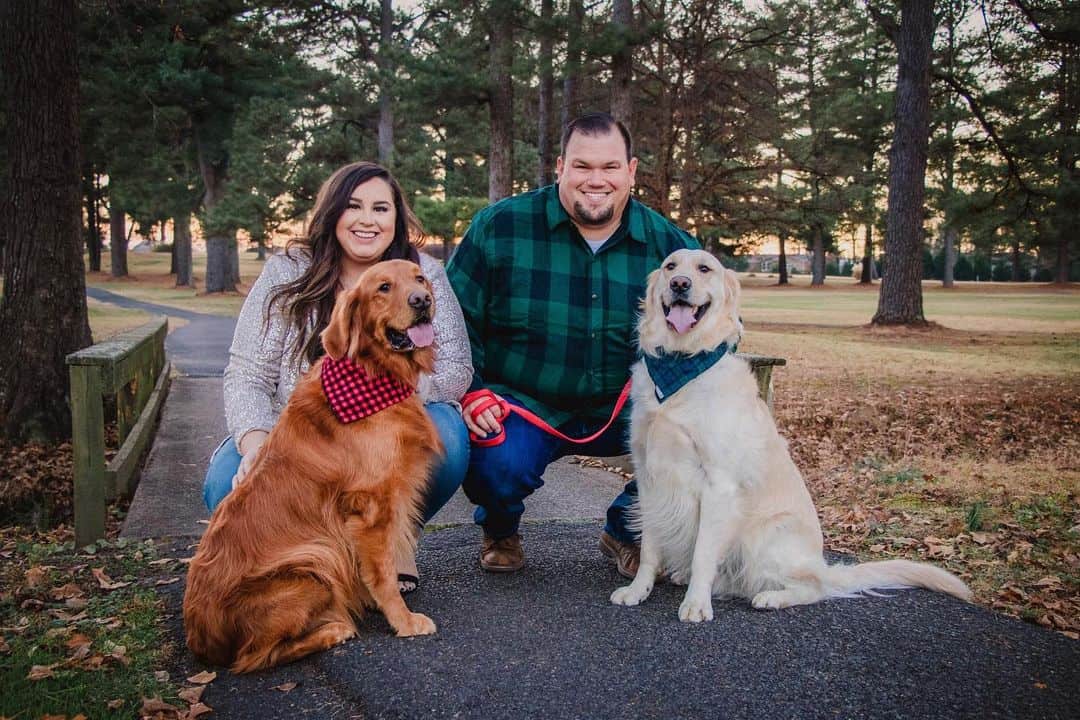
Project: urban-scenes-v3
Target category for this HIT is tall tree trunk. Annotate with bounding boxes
[1054,45,1077,283]
[778,233,789,286]
[0,0,92,441]
[487,1,514,203]
[377,0,394,168]
[174,213,193,288]
[561,0,584,131]
[811,222,825,285]
[942,226,957,286]
[861,224,874,284]
[109,204,128,277]
[610,0,633,127]
[198,132,236,293]
[1011,238,1023,281]
[256,235,267,261]
[536,0,555,187]
[83,166,102,272]
[872,0,934,326]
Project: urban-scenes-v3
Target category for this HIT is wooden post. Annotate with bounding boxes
[70,365,106,547]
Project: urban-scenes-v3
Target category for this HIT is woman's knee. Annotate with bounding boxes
[203,437,241,512]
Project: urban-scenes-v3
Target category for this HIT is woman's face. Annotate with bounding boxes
[334,177,397,276]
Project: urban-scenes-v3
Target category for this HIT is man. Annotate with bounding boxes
[446,112,699,576]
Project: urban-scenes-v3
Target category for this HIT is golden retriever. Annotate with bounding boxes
[184,259,442,672]
[611,249,970,622]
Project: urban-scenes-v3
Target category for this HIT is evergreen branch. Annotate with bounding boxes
[864,2,898,45]
[933,70,1050,202]
[1011,0,1080,47]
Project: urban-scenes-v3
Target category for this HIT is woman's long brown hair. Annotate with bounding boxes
[268,162,426,365]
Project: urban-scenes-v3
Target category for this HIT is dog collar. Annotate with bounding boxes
[642,342,736,403]
[320,355,414,423]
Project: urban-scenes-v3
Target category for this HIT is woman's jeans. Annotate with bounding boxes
[202,402,470,523]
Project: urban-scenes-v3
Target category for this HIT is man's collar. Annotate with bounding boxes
[544,184,647,244]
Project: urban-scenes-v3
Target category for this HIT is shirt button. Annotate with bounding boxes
[591,333,596,338]
[591,293,598,300]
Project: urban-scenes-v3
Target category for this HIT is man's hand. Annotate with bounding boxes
[232,430,269,490]
[462,393,505,439]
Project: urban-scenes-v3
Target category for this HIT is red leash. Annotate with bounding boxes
[463,380,633,447]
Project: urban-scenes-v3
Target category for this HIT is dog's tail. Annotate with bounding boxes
[821,559,972,602]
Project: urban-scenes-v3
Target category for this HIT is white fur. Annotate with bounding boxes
[610,249,972,621]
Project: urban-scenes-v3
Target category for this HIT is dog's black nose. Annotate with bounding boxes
[670,275,692,294]
[408,291,432,310]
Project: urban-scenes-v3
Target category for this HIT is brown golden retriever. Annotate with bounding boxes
[184,259,442,673]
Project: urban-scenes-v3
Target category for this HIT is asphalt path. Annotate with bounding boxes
[87,286,235,376]
[95,285,1080,719]
[158,524,1080,720]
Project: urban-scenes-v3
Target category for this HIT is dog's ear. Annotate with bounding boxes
[320,290,364,361]
[722,268,742,337]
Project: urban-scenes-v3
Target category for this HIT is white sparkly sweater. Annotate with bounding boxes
[223,251,474,446]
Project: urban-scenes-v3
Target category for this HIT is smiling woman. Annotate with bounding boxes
[203,161,474,593]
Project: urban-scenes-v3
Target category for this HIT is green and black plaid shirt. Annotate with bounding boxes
[446,184,699,427]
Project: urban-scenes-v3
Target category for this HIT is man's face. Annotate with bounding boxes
[556,129,638,234]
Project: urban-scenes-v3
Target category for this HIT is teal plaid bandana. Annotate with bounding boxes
[642,342,736,403]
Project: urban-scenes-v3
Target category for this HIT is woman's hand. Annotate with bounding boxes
[232,430,269,490]
[461,393,505,438]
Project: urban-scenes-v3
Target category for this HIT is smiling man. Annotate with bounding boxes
[446,112,700,575]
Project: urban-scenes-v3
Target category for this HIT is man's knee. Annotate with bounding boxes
[465,445,544,504]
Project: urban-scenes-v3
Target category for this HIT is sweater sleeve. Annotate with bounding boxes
[222,254,297,445]
[418,253,474,404]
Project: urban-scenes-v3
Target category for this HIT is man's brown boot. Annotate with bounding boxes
[599,531,640,579]
[480,533,525,573]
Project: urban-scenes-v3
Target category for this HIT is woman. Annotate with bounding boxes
[203,161,473,593]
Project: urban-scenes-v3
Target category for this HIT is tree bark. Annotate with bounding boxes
[377,0,394,168]
[872,0,935,325]
[610,0,634,127]
[778,233,789,285]
[109,204,128,277]
[942,225,957,287]
[861,224,874,284]
[561,0,584,130]
[83,166,102,272]
[198,132,237,293]
[174,214,193,287]
[487,1,514,203]
[0,0,92,441]
[536,0,555,187]
[1053,45,1077,283]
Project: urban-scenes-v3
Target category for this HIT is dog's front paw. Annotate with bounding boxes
[396,612,437,637]
[610,583,652,607]
[678,595,713,623]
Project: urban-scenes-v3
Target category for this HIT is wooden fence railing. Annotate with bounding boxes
[66,317,171,546]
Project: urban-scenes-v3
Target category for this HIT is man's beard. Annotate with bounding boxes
[572,201,614,227]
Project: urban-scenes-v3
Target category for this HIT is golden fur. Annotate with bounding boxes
[612,249,971,621]
[184,260,442,672]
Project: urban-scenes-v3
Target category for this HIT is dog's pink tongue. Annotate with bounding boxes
[407,323,435,348]
[666,305,697,334]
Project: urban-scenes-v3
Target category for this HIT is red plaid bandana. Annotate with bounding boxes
[320,355,415,423]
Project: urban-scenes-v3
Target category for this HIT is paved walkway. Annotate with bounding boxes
[92,289,1080,720]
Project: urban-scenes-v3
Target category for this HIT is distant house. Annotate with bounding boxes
[746,253,813,274]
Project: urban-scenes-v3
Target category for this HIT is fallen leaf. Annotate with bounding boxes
[24,566,47,589]
[868,544,885,552]
[140,697,180,713]
[187,670,217,684]
[154,577,180,586]
[178,686,205,704]
[106,699,125,709]
[1034,681,1047,689]
[272,681,298,692]
[91,567,131,590]
[154,670,170,683]
[27,663,58,680]
[185,702,214,719]
[50,582,85,600]
[65,597,89,610]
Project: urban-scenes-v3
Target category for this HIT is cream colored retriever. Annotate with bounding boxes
[611,249,971,622]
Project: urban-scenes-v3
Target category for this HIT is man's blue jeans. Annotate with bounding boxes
[202,402,470,522]
[462,395,638,544]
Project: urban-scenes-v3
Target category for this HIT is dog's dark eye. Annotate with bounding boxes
[416,276,425,284]
[665,262,677,271]
[378,282,391,293]
[698,264,711,273]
